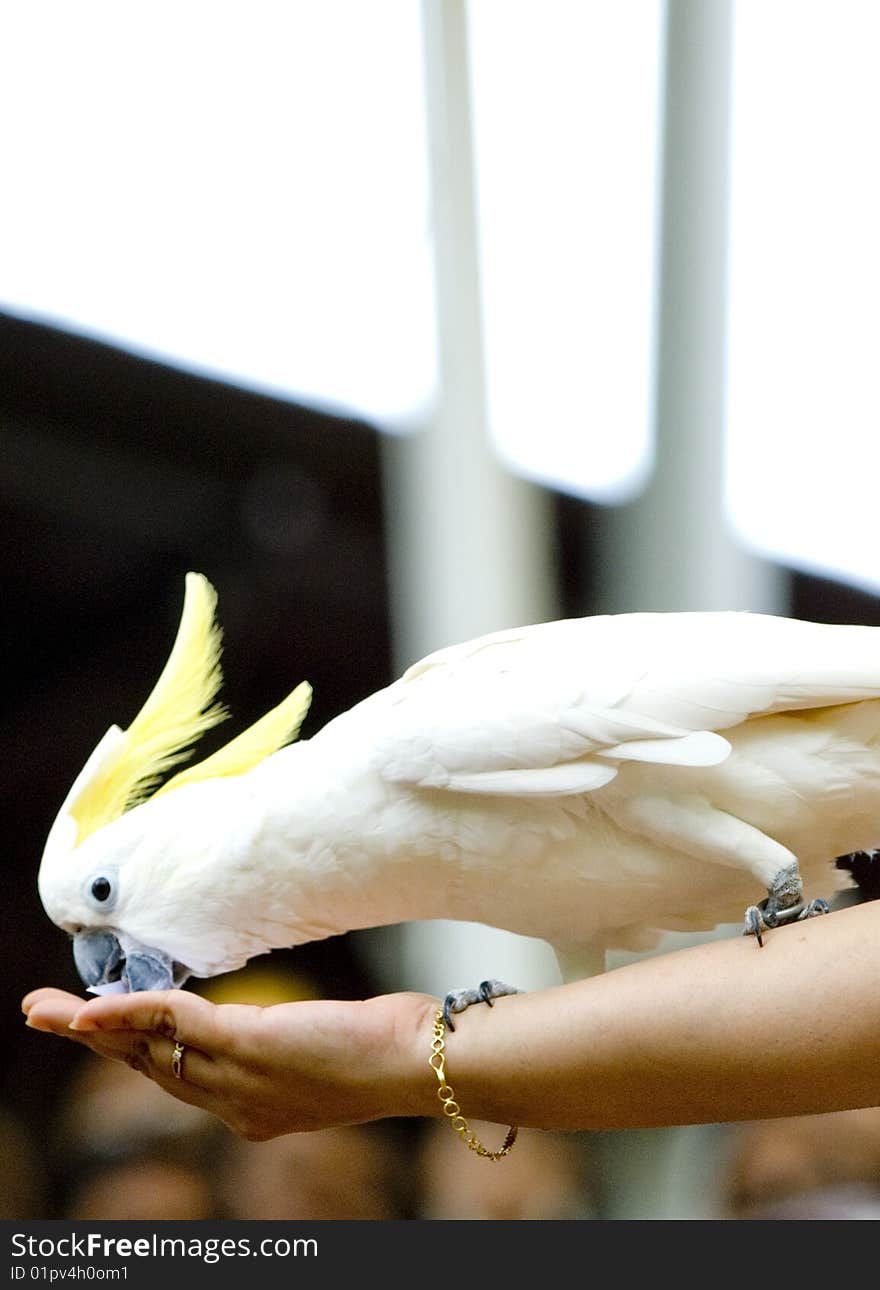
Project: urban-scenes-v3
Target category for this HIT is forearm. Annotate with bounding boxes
[24,897,880,1142]
[403,899,880,1131]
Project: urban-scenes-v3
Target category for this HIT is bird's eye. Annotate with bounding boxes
[90,876,113,902]
[83,866,118,912]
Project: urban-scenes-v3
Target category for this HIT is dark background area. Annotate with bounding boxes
[3,309,880,1151]
[0,312,397,1134]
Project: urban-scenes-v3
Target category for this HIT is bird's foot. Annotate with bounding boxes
[797,897,831,921]
[743,863,830,947]
[442,979,522,1031]
[743,904,769,947]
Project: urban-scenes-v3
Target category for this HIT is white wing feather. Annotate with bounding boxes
[371,612,880,796]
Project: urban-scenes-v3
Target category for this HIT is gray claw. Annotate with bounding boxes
[442,979,522,1031]
[797,897,830,921]
[743,904,766,947]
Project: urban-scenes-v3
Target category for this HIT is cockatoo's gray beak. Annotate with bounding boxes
[72,930,189,994]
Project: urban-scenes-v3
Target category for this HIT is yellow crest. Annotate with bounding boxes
[68,573,311,846]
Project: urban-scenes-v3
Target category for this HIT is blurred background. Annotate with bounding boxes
[3,0,880,1220]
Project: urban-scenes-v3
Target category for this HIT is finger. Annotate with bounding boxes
[23,987,217,1054]
[72,992,240,1099]
[23,989,232,1131]
[67,993,221,1090]
[25,997,181,1082]
[123,1031,215,1097]
[125,1033,253,1134]
[68,989,221,1051]
[92,1031,220,1118]
[22,988,86,1019]
[24,990,90,1034]
[25,988,216,1084]
[28,996,219,1109]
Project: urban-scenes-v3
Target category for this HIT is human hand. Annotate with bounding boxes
[22,986,438,1140]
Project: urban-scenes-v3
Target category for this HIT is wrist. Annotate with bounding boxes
[361,992,441,1121]
[428,1006,518,1159]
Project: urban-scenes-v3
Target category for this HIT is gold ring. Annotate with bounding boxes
[171,1041,185,1081]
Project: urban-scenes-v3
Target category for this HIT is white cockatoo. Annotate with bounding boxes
[37,572,880,1014]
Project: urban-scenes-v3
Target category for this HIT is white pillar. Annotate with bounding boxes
[379,0,562,1002]
[598,0,786,619]
[596,0,778,1220]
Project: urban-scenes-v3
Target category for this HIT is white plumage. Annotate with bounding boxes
[37,576,880,994]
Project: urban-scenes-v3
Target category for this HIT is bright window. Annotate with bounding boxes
[1,0,666,495]
[726,0,880,593]
[468,0,664,502]
[0,2,435,427]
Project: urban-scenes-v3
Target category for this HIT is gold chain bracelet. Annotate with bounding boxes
[428,1010,518,1161]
